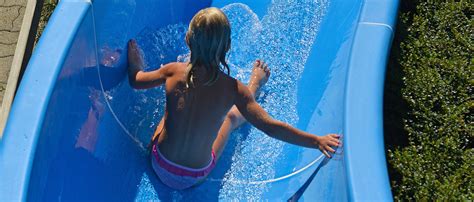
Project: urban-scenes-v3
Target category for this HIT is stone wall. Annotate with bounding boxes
[0,0,27,104]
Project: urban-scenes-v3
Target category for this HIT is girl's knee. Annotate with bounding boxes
[225,109,242,126]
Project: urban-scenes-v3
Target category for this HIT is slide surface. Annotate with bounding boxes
[0,0,398,201]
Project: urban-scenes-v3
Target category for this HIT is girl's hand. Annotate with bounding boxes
[315,134,340,158]
[128,39,145,69]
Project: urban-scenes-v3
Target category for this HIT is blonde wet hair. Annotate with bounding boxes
[185,7,231,86]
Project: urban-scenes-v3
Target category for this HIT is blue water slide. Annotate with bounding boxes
[0,0,398,200]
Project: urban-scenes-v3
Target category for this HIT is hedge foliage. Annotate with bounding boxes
[388,0,473,200]
[34,1,58,45]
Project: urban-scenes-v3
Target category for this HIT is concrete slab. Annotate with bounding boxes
[0,1,26,104]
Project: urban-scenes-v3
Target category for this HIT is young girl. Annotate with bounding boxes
[128,7,339,190]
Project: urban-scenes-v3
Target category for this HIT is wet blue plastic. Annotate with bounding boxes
[0,0,398,201]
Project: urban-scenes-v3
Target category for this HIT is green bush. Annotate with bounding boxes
[388,0,473,200]
[35,1,58,45]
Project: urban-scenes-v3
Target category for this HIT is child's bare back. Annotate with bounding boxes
[155,62,237,168]
[152,61,268,169]
[128,41,270,168]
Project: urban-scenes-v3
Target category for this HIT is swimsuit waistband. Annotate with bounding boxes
[152,144,216,178]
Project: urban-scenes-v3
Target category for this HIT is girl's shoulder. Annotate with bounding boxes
[161,62,188,73]
[164,62,187,69]
[216,71,238,91]
[217,70,237,82]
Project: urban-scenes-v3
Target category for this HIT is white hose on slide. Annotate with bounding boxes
[89,1,147,152]
[206,154,325,184]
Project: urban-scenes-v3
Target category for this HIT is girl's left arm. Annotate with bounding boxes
[127,39,173,89]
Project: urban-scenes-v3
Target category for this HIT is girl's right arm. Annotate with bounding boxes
[234,80,340,157]
[127,39,173,89]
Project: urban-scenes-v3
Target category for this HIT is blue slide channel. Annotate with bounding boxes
[0,0,398,201]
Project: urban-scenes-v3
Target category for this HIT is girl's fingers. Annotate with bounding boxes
[326,146,335,153]
[322,150,331,158]
[129,41,136,49]
[129,39,139,49]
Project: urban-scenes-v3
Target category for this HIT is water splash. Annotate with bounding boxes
[218,0,329,199]
[135,24,188,69]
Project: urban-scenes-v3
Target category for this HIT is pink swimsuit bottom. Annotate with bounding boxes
[151,144,216,190]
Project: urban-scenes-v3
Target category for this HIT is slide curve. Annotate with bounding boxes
[1,0,398,201]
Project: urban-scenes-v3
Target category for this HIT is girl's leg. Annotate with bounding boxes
[212,60,270,160]
[212,106,246,160]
